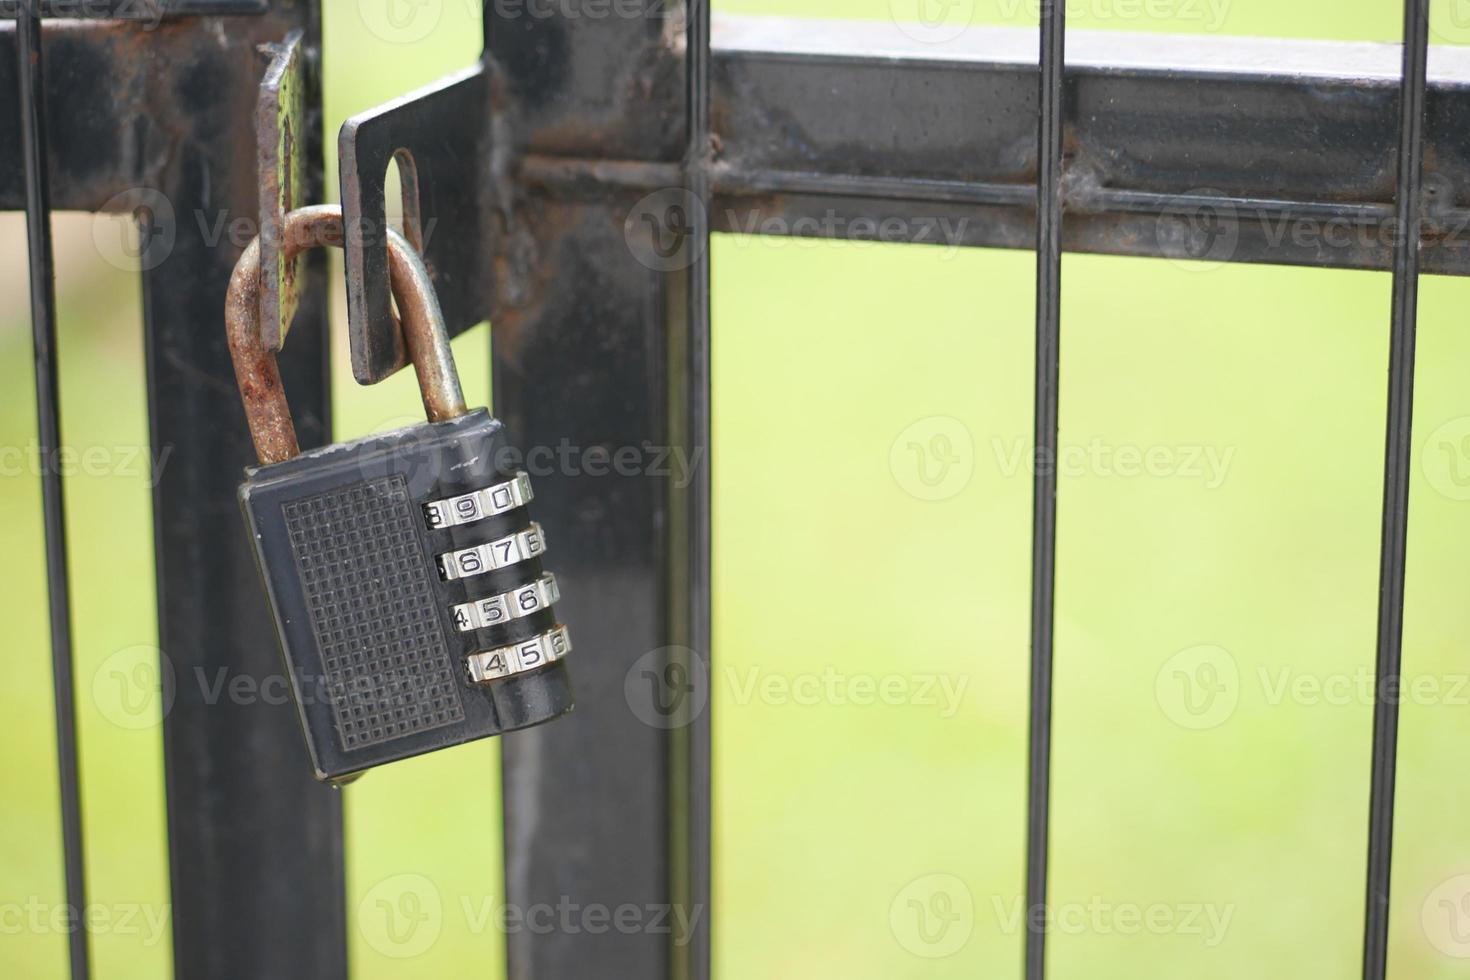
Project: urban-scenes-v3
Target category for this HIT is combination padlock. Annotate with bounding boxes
[226,205,573,781]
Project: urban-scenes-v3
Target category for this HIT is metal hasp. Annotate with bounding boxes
[339,66,492,382]
[256,29,307,351]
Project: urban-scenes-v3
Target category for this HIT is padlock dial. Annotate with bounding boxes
[450,573,560,632]
[436,523,546,581]
[423,471,534,529]
[466,625,572,683]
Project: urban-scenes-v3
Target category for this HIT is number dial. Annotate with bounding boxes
[423,472,534,529]
[436,523,546,581]
[466,625,572,683]
[449,573,561,632]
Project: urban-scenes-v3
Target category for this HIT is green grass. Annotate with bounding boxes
[3,1,1470,978]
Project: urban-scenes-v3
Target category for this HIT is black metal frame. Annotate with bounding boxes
[3,0,1450,977]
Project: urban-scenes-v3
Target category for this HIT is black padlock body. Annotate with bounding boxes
[239,408,573,781]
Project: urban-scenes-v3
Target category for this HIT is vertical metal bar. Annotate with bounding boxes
[142,11,345,977]
[489,8,681,980]
[1362,0,1429,976]
[15,5,91,978]
[673,1,713,978]
[1026,3,1065,980]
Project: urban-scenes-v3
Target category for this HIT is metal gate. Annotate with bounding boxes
[3,0,1457,977]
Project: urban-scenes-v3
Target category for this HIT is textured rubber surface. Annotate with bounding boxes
[283,475,465,750]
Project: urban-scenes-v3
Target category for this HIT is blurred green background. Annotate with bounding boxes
[3,1,1470,977]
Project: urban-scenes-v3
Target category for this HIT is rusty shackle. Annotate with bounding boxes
[226,204,466,465]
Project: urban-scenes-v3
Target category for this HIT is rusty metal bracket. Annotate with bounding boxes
[257,28,306,350]
[339,64,491,384]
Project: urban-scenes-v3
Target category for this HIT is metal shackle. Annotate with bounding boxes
[226,204,467,465]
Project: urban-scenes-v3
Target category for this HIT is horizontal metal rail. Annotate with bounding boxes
[10,17,1470,277]
[518,15,1470,275]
